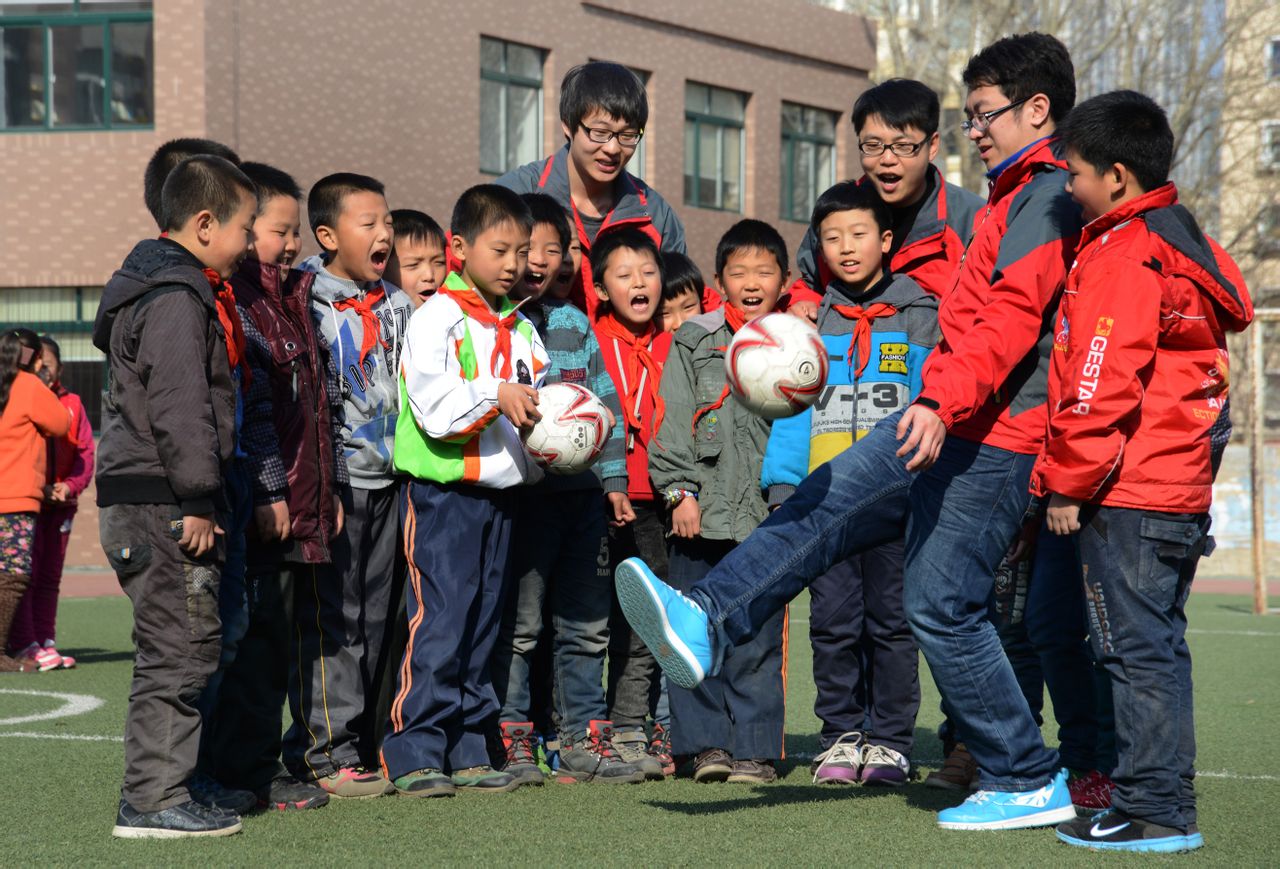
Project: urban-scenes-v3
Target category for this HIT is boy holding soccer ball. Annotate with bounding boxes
[763,183,937,786]
[380,185,548,797]
[649,220,792,784]
[490,193,645,785]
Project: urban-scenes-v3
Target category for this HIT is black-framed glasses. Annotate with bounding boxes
[581,125,644,147]
[858,138,929,158]
[961,97,1029,134]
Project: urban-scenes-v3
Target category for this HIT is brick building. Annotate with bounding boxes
[0,0,874,422]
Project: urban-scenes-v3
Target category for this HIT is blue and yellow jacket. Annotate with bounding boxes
[761,272,938,505]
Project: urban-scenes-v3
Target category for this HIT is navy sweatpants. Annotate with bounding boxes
[667,537,787,761]
[380,480,514,779]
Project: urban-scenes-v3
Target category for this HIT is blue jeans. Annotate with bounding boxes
[687,411,1058,790]
[1025,526,1105,772]
[1078,506,1207,831]
[493,488,612,740]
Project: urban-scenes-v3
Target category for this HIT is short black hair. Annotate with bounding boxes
[714,219,789,276]
[1059,90,1174,193]
[589,227,661,280]
[520,193,571,250]
[560,61,648,133]
[307,173,386,240]
[661,251,705,301]
[853,78,940,137]
[451,184,534,243]
[159,155,258,233]
[390,209,447,250]
[144,138,241,227]
[962,32,1076,123]
[811,180,893,234]
[240,161,302,203]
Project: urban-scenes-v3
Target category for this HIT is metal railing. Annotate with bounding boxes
[1248,308,1280,614]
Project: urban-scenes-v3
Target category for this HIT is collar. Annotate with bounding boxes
[539,145,650,223]
[1076,183,1179,252]
[440,271,520,317]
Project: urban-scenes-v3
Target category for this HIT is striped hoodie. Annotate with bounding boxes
[393,272,549,488]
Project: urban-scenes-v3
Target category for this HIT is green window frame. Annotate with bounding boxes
[780,101,837,223]
[1,1,153,132]
[479,35,544,175]
[684,81,746,212]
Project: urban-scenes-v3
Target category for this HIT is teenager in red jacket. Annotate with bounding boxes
[1033,91,1252,854]
[8,337,93,670]
[614,33,1085,833]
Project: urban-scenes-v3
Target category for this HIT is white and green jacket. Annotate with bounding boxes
[393,273,549,488]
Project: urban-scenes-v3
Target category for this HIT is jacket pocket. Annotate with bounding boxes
[1137,513,1203,603]
[98,505,152,579]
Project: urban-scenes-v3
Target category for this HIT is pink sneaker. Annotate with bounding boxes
[15,643,59,672]
[41,641,75,669]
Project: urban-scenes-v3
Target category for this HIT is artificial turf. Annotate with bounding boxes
[2,592,1277,866]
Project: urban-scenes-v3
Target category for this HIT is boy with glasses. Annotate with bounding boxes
[497,61,687,320]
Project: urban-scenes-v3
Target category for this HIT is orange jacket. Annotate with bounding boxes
[0,370,71,514]
[1032,184,1253,512]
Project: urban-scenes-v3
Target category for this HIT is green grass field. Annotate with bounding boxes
[3,592,1278,866]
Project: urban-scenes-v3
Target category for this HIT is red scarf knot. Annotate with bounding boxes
[332,285,390,368]
[831,302,896,378]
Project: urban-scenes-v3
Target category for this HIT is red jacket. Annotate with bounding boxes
[594,319,673,502]
[1031,184,1253,512]
[791,166,983,304]
[915,137,1083,454]
[45,384,95,510]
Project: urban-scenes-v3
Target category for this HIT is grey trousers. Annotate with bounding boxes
[283,483,401,778]
[102,503,223,813]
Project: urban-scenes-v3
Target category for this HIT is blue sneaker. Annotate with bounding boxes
[614,557,713,689]
[937,768,1076,831]
[1056,809,1204,853]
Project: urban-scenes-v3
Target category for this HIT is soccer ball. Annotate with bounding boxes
[726,313,828,419]
[524,383,612,475]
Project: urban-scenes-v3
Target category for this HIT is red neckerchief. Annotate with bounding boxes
[830,302,896,378]
[438,284,520,378]
[202,268,251,391]
[331,285,390,368]
[596,313,665,447]
[691,305,749,433]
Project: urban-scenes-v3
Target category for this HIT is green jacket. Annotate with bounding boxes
[650,309,771,543]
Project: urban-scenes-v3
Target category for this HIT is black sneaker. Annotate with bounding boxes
[727,758,778,784]
[255,775,330,811]
[556,721,645,784]
[1057,809,1203,853]
[189,773,258,815]
[111,798,242,839]
[692,748,734,783]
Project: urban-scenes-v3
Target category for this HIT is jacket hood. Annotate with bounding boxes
[297,253,375,303]
[538,146,653,225]
[820,272,936,314]
[1147,203,1253,332]
[93,238,213,352]
[234,257,316,303]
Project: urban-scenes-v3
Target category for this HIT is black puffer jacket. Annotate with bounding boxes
[93,238,235,515]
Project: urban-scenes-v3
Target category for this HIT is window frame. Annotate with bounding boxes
[0,1,153,133]
[684,82,747,213]
[779,101,838,223]
[1263,120,1280,171]
[1268,36,1280,83]
[478,35,545,175]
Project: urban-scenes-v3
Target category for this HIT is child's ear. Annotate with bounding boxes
[881,229,893,254]
[561,120,574,142]
[450,232,468,266]
[1109,163,1128,193]
[926,131,940,162]
[594,281,611,303]
[194,209,216,243]
[314,224,340,254]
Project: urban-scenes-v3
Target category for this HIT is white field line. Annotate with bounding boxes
[0,689,104,725]
[0,731,121,742]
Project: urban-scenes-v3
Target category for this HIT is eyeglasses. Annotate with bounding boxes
[581,125,644,147]
[858,138,928,158]
[961,97,1029,134]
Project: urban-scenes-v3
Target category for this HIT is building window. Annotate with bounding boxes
[0,1,152,131]
[1259,203,1280,256]
[1264,121,1280,170]
[780,102,837,222]
[0,285,103,428]
[479,36,544,175]
[1269,37,1280,81]
[685,81,746,212]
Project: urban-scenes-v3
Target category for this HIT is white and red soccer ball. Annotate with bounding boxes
[726,313,828,419]
[524,383,612,475]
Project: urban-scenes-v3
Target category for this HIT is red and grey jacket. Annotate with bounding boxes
[496,146,687,319]
[1031,183,1253,513]
[914,137,1083,454]
[233,260,348,563]
[791,165,983,303]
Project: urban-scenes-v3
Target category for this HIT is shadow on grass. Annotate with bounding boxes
[645,783,902,815]
[60,648,134,664]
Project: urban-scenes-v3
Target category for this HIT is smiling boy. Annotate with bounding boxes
[382,185,549,796]
[497,61,686,318]
[294,173,412,798]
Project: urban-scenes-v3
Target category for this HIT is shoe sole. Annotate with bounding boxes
[693,768,732,783]
[394,785,455,798]
[554,771,646,785]
[726,774,778,784]
[614,558,705,690]
[1056,830,1203,853]
[454,781,521,793]
[257,797,329,811]
[939,804,1077,831]
[111,820,243,839]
